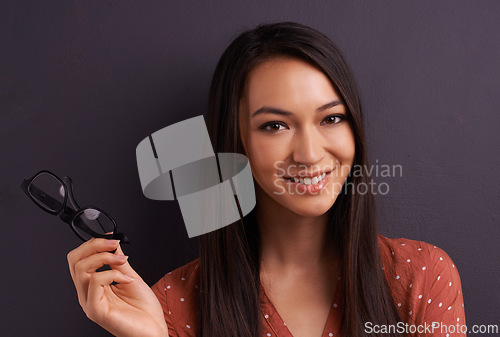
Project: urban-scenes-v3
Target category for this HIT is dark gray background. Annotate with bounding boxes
[1,1,498,336]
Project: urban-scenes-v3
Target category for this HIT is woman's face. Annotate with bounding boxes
[238,57,355,218]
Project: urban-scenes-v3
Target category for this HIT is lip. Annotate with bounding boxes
[285,169,333,179]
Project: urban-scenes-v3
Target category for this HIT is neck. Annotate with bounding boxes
[256,188,336,277]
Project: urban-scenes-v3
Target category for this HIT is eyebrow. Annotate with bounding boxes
[251,100,344,118]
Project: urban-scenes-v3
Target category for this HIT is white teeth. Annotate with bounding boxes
[294,172,327,185]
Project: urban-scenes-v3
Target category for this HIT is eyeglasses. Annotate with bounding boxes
[20,170,129,244]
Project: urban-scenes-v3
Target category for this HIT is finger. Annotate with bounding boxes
[111,244,141,280]
[72,252,128,309]
[85,269,134,321]
[74,252,129,276]
[67,239,122,308]
[67,239,121,281]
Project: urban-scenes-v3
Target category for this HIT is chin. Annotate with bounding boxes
[257,181,338,217]
[285,200,334,218]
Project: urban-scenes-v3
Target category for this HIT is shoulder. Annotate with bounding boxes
[151,258,200,337]
[164,258,201,286]
[377,235,466,325]
[377,234,438,301]
[377,234,461,280]
[151,257,200,296]
[378,234,443,263]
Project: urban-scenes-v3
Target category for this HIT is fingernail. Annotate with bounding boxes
[106,239,120,245]
[115,255,129,261]
[123,274,134,281]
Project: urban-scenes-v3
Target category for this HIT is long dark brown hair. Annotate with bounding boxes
[197,22,405,337]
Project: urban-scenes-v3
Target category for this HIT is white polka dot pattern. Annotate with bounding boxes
[148,235,466,337]
[381,236,466,336]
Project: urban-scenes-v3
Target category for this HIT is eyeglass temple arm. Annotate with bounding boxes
[112,232,130,244]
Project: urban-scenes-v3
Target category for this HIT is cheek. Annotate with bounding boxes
[324,127,356,181]
[328,127,356,162]
[246,135,287,181]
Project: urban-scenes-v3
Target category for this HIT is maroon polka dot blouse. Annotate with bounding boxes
[151,235,466,337]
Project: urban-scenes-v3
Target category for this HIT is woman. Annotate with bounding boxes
[67,22,466,337]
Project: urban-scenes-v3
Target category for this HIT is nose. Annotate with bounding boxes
[292,126,325,166]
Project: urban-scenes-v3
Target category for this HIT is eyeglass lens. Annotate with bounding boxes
[72,208,115,241]
[28,172,66,212]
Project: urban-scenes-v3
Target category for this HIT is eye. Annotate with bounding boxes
[321,114,345,125]
[259,121,288,133]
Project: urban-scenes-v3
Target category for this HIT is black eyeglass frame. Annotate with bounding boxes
[20,170,129,244]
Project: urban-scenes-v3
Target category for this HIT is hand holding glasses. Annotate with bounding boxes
[20,170,129,244]
[20,172,168,336]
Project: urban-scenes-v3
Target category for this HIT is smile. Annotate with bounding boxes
[280,169,334,194]
[286,172,327,185]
